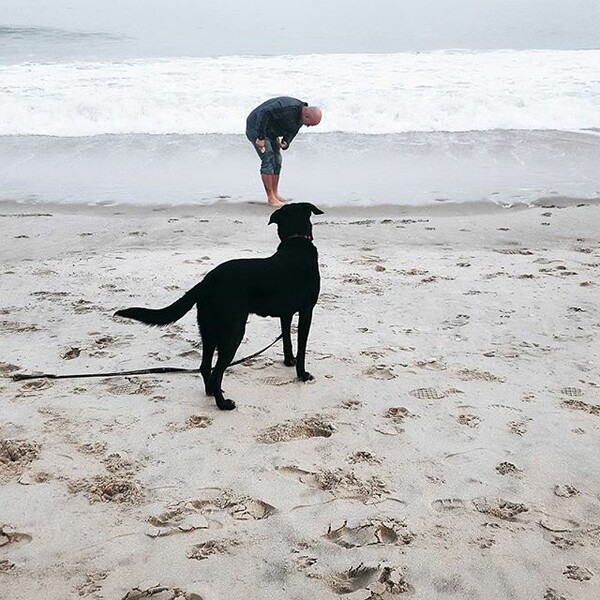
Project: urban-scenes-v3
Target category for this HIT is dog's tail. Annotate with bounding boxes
[115,282,204,326]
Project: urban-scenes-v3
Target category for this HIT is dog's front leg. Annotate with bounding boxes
[280,314,296,366]
[295,308,314,382]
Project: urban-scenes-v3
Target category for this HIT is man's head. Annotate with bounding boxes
[301,106,322,127]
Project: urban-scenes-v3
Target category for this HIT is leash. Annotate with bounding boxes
[11,334,283,382]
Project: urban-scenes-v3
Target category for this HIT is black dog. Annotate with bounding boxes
[115,202,323,410]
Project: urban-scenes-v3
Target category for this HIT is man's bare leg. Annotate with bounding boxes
[273,174,286,203]
[261,174,284,207]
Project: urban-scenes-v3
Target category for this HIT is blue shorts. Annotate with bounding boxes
[246,133,282,175]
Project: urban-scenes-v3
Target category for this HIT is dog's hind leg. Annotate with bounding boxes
[280,314,296,367]
[199,334,216,396]
[208,318,247,411]
[197,309,216,395]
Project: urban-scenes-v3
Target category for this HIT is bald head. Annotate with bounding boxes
[301,106,322,127]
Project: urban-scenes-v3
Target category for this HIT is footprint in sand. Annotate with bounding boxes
[414,359,447,371]
[385,407,416,424]
[340,399,363,410]
[0,438,40,482]
[441,314,470,330]
[1,320,41,333]
[122,586,203,600]
[432,498,466,512]
[361,348,392,360]
[102,453,141,476]
[257,375,296,387]
[548,534,584,550]
[191,490,276,522]
[147,505,210,539]
[72,299,98,314]
[456,414,481,428]
[295,555,318,573]
[187,538,239,561]
[186,414,213,429]
[18,379,53,395]
[426,475,446,485]
[432,497,529,521]
[0,314,38,332]
[328,564,381,594]
[78,442,108,455]
[508,419,529,435]
[560,387,585,397]
[349,451,381,465]
[456,367,504,382]
[474,537,496,550]
[104,377,158,396]
[343,274,371,285]
[77,571,108,597]
[472,497,529,521]
[409,387,447,400]
[495,462,522,477]
[91,335,118,350]
[257,416,335,444]
[281,466,388,504]
[494,248,534,255]
[68,474,144,504]
[562,399,600,417]
[563,565,593,581]
[324,520,414,548]
[364,365,397,380]
[0,525,32,547]
[168,414,214,432]
[376,407,417,436]
[239,357,274,370]
[0,559,16,573]
[538,514,584,536]
[544,589,568,600]
[147,489,277,538]
[328,565,413,596]
[61,346,81,360]
[0,362,20,375]
[554,484,580,498]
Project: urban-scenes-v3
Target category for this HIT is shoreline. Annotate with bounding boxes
[1,193,599,217]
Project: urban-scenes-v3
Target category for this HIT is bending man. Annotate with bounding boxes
[246,96,322,207]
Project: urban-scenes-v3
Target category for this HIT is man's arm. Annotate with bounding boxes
[279,104,304,147]
[254,106,273,140]
[281,126,301,148]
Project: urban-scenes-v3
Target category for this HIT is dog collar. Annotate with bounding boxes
[285,234,313,241]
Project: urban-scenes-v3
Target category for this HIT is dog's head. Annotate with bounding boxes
[268,202,324,241]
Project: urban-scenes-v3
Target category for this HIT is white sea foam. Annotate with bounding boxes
[1,50,599,136]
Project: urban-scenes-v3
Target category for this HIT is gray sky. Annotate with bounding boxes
[2,0,599,60]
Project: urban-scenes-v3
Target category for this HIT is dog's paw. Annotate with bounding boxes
[216,398,236,411]
[298,371,314,382]
[284,357,297,367]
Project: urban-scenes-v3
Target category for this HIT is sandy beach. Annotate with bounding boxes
[1,198,599,600]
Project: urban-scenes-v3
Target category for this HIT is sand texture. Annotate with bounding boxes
[1,199,599,599]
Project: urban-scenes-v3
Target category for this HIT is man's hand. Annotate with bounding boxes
[255,139,266,153]
[279,139,289,150]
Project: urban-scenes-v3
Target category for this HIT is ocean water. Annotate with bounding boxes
[1,2,599,207]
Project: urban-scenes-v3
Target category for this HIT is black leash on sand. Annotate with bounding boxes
[11,334,283,382]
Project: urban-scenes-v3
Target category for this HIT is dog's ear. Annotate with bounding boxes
[306,203,324,215]
[268,209,281,225]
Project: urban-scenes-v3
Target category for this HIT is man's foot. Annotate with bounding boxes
[267,196,284,207]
